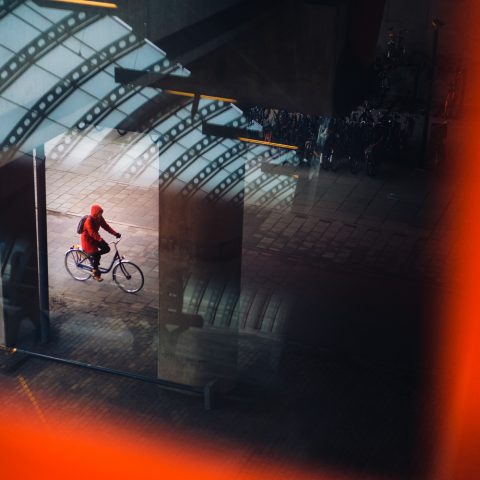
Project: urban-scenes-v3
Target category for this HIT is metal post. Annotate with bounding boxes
[33,145,50,343]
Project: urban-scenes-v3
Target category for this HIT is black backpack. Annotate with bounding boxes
[76,215,91,234]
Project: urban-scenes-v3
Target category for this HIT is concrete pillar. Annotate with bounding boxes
[158,190,242,389]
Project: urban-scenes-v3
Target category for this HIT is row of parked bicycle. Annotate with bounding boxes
[295,107,417,177]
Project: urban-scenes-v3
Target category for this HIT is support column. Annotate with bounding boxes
[33,146,50,343]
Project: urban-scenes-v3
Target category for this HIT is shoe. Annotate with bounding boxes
[91,269,103,282]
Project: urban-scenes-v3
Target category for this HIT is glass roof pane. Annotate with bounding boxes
[0,97,27,141]
[48,89,97,127]
[249,145,268,157]
[117,92,148,116]
[102,63,117,77]
[0,44,12,66]
[198,99,213,110]
[224,157,244,173]
[27,1,71,23]
[201,170,230,192]
[176,106,191,119]
[159,143,186,171]
[155,114,182,134]
[77,17,128,51]
[271,150,296,164]
[177,157,210,183]
[140,87,160,99]
[170,66,190,77]
[22,117,65,154]
[116,43,165,70]
[225,182,243,199]
[0,13,40,51]
[36,44,83,78]
[178,128,204,149]
[124,135,154,158]
[245,168,262,182]
[81,71,116,99]
[1,64,58,108]
[249,182,274,202]
[202,144,226,161]
[15,4,53,31]
[97,109,126,129]
[63,36,95,58]
[221,139,237,149]
[221,187,241,202]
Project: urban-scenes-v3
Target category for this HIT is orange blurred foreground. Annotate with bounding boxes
[0,400,392,480]
[434,0,480,479]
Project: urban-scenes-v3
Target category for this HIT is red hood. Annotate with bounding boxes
[90,204,103,217]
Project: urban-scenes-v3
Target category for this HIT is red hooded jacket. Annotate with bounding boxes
[81,204,118,254]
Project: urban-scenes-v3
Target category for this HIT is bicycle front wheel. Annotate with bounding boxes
[112,261,144,293]
[65,249,91,281]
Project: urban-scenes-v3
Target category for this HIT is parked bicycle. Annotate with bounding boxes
[64,239,144,293]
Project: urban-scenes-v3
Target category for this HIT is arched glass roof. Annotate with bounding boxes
[0,0,297,208]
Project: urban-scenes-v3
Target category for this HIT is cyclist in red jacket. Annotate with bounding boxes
[81,204,121,282]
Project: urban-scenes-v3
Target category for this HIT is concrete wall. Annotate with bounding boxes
[119,0,241,41]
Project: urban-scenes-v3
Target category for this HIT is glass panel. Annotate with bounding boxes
[14,4,53,31]
[117,92,149,116]
[116,43,165,70]
[224,156,244,173]
[125,134,156,158]
[202,144,226,161]
[159,143,186,171]
[177,128,204,149]
[77,17,128,51]
[81,71,117,99]
[141,87,160,99]
[153,112,182,133]
[36,44,84,78]
[0,97,27,141]
[0,44,12,66]
[48,89,97,127]
[0,13,40,51]
[96,108,127,129]
[27,1,71,22]
[200,170,230,192]
[176,157,210,183]
[208,108,241,126]
[1,64,58,108]
[21,117,65,154]
[63,36,95,59]
[175,106,191,119]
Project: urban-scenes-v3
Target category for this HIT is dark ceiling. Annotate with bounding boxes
[114,0,386,116]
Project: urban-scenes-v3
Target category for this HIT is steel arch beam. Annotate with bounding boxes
[158,112,251,192]
[0,10,100,93]
[0,0,23,21]
[1,31,142,161]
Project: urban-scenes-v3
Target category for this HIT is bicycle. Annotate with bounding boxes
[64,239,144,293]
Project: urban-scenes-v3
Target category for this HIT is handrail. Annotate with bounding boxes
[0,346,217,409]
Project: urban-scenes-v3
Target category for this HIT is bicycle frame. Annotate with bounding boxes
[76,240,123,274]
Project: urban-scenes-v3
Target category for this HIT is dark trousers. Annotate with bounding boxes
[90,240,110,270]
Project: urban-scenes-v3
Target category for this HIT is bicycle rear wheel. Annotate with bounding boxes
[65,249,91,281]
[112,261,144,293]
